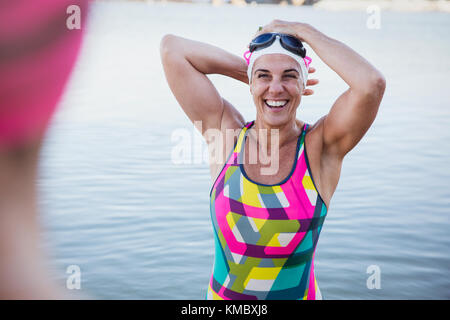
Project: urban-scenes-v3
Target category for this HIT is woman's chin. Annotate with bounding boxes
[261,113,291,127]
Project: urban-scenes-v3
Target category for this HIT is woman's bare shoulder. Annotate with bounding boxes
[303,116,326,139]
[220,98,246,133]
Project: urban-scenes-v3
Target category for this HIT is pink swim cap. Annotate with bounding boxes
[0,0,88,149]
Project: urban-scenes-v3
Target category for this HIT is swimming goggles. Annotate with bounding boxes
[249,33,306,58]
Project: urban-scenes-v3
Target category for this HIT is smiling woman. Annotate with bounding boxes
[160,19,385,300]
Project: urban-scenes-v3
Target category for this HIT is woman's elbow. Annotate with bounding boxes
[361,72,386,98]
[373,72,386,93]
[160,34,178,60]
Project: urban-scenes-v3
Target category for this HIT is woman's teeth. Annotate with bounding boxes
[265,100,288,108]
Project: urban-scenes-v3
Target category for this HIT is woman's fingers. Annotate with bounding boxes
[259,20,292,36]
[308,66,316,74]
[304,77,318,95]
[303,88,314,96]
[306,78,319,87]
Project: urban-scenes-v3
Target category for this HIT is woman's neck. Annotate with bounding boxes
[250,117,303,150]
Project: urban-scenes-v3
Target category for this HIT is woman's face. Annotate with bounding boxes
[250,54,304,127]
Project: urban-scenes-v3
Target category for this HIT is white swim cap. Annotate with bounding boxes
[245,36,310,88]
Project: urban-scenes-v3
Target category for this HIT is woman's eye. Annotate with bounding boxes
[284,74,297,79]
[258,74,268,78]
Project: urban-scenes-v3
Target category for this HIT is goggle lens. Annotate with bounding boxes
[281,35,302,49]
[249,33,305,57]
[252,33,274,44]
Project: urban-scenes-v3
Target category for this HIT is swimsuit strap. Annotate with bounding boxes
[234,121,254,154]
[245,121,255,129]
[303,123,309,135]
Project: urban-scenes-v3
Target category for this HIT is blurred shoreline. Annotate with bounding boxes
[314,0,450,12]
[97,0,450,13]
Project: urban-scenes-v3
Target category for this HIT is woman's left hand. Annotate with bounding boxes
[304,66,319,96]
[255,19,309,42]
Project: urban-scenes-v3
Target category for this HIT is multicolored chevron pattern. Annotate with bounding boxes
[208,121,327,300]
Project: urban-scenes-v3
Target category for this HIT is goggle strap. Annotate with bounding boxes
[243,50,252,65]
[304,56,312,69]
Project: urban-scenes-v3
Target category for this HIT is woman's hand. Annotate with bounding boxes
[254,19,310,42]
[304,66,319,96]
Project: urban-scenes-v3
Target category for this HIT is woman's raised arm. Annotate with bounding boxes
[160,34,248,134]
[259,21,386,159]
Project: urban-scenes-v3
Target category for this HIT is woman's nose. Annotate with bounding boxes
[268,79,284,95]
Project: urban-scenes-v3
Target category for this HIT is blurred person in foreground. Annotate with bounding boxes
[0,0,88,299]
[161,20,385,300]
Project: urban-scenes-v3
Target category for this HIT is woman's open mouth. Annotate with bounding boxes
[264,99,288,111]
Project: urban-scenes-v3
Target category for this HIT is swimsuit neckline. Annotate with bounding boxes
[238,121,305,187]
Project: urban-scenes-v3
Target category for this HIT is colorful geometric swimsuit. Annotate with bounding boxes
[208,120,328,300]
